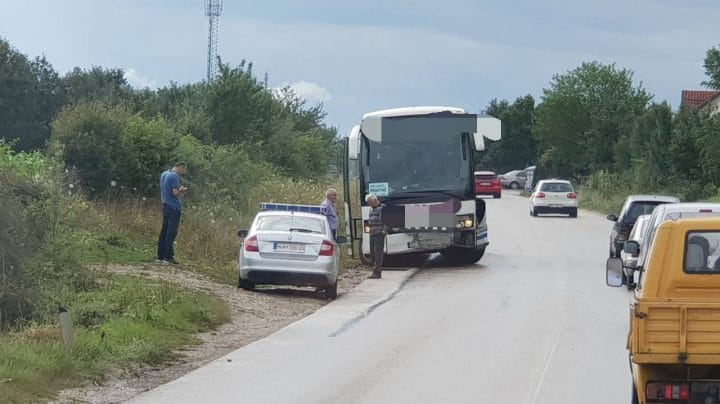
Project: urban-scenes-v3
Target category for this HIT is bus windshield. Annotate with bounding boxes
[360,115,475,201]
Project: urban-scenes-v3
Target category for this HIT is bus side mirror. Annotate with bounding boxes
[473,116,501,151]
[473,133,485,151]
[348,125,360,160]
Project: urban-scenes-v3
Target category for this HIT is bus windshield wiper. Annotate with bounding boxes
[404,190,465,199]
[379,194,425,203]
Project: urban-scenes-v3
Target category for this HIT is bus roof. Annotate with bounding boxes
[362,106,468,120]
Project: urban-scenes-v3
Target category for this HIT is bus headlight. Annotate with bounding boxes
[457,216,474,228]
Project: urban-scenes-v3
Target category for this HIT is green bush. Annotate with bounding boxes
[50,102,132,196]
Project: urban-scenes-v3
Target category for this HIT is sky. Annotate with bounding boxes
[1,0,718,135]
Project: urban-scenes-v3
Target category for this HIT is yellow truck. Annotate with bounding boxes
[607,217,720,403]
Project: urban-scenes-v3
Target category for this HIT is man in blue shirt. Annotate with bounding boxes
[320,188,339,241]
[157,162,188,264]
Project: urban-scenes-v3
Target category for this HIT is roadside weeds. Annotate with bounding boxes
[53,262,369,404]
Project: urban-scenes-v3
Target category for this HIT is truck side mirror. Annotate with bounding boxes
[624,240,640,256]
[607,214,618,222]
[606,258,624,287]
[237,229,248,238]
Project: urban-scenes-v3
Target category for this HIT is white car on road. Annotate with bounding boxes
[529,179,578,218]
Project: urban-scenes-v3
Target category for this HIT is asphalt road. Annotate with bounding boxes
[132,191,633,404]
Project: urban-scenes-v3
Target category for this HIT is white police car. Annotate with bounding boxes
[237,203,346,299]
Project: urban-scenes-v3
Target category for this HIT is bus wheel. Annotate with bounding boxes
[441,247,485,265]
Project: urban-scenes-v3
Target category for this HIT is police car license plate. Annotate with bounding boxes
[274,243,305,253]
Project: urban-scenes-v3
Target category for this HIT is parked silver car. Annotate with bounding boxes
[237,203,346,300]
[499,170,527,189]
[619,214,651,289]
[625,203,720,290]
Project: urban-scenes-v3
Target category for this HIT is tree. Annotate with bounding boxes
[61,66,132,105]
[207,60,269,145]
[702,44,720,90]
[478,95,537,173]
[0,38,63,151]
[534,61,651,179]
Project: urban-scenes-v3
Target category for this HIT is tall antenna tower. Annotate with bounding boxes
[205,0,223,82]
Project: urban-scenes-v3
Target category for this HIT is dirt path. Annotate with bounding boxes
[54,263,369,403]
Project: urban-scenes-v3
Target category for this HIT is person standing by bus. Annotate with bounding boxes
[321,188,339,241]
[366,193,385,279]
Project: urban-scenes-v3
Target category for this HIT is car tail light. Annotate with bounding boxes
[646,382,690,401]
[535,192,545,198]
[319,240,334,256]
[567,192,577,199]
[244,236,259,252]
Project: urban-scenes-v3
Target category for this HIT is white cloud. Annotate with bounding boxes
[124,67,158,89]
[274,81,332,104]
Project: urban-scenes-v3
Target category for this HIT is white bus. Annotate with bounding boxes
[341,106,501,265]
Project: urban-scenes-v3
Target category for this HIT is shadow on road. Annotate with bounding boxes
[531,214,577,219]
[381,252,490,272]
[253,286,328,300]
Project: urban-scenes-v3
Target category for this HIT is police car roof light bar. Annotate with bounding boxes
[260,203,327,214]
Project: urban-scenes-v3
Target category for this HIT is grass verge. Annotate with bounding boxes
[0,275,229,403]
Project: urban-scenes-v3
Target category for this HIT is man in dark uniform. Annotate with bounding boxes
[366,193,385,279]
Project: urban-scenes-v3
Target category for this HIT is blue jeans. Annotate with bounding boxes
[157,204,181,260]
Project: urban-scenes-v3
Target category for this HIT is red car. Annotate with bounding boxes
[474,171,501,199]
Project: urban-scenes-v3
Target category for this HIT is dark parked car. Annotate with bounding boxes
[606,195,679,258]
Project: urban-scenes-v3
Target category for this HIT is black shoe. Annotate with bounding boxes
[369,273,381,279]
[164,258,180,265]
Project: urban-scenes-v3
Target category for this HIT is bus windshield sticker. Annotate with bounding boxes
[368,182,389,197]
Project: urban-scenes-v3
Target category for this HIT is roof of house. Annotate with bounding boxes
[681,90,720,108]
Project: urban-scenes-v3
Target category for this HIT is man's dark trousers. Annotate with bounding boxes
[157,204,181,260]
[370,232,385,276]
